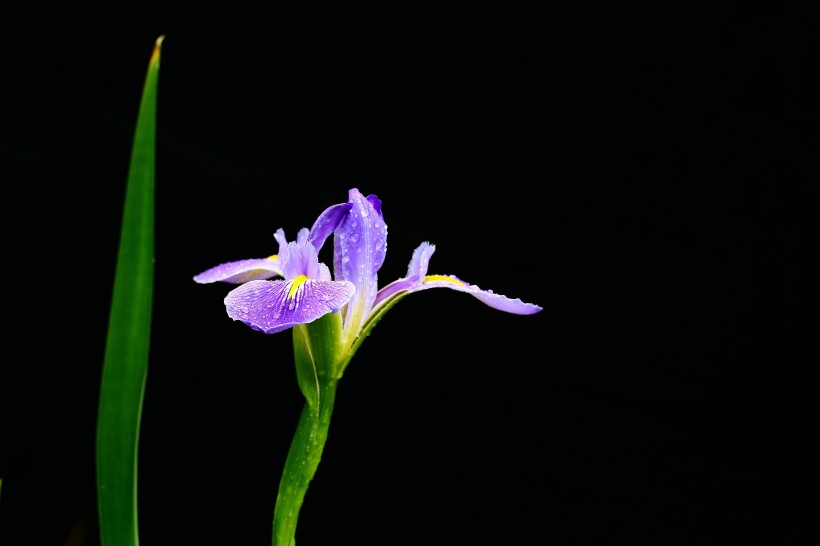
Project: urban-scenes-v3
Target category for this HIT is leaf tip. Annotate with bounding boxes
[151,35,166,63]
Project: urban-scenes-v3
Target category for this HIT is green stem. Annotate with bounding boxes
[272,379,338,546]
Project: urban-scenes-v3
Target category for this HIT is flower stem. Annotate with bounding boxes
[272,378,338,546]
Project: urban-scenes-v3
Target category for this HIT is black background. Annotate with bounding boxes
[1,3,815,545]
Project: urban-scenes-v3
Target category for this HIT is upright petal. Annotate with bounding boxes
[333,188,388,339]
[405,241,435,279]
[282,241,329,281]
[274,227,310,262]
[372,242,435,306]
[225,278,355,334]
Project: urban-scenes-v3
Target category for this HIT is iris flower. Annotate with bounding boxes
[194,188,541,546]
[195,188,541,371]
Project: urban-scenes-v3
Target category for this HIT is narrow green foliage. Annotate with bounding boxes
[96,35,163,546]
[293,325,320,408]
[272,379,339,546]
[272,313,343,545]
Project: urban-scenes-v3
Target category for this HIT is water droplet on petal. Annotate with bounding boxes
[342,255,351,263]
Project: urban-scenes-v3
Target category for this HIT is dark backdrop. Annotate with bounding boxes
[1,3,815,545]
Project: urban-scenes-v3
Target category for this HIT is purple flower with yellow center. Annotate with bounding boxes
[194,187,541,546]
[194,188,542,372]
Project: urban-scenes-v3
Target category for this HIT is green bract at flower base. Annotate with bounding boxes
[194,187,542,546]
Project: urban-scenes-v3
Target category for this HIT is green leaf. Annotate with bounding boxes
[96,35,163,546]
[292,324,320,408]
[292,311,344,406]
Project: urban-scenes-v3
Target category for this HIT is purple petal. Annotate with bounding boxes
[373,242,541,315]
[406,242,435,279]
[273,228,289,253]
[193,257,282,284]
[224,279,355,334]
[414,275,543,315]
[334,188,388,333]
[366,193,383,217]
[309,202,352,253]
[373,276,415,307]
[295,228,309,246]
[272,227,309,261]
[281,241,329,281]
[373,242,434,306]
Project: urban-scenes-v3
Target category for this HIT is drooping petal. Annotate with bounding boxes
[373,242,541,315]
[414,274,543,315]
[224,278,355,334]
[194,227,308,284]
[334,188,388,339]
[193,257,282,284]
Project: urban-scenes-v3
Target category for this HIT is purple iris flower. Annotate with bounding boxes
[194,188,541,350]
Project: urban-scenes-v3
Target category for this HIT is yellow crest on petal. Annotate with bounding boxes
[288,275,310,299]
[422,275,465,286]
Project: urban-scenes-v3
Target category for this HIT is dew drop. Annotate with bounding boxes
[342,255,351,263]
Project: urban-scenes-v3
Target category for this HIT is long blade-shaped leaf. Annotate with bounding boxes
[96,35,163,546]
